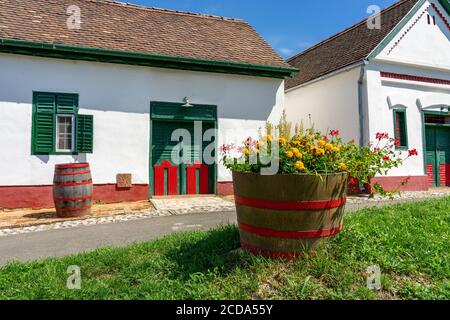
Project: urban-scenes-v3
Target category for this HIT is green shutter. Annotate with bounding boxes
[57,94,78,114]
[32,93,56,154]
[76,114,94,153]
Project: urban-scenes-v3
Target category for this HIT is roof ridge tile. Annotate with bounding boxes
[83,0,244,22]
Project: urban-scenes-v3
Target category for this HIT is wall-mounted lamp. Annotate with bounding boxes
[181,97,193,108]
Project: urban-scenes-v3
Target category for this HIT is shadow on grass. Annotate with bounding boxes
[162,225,252,280]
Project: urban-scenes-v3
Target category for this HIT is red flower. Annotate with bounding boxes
[376,132,389,141]
[394,139,401,147]
[329,130,340,137]
[322,136,329,142]
[408,149,419,157]
[383,156,391,161]
[219,144,235,153]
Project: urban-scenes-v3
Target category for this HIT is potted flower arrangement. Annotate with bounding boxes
[221,124,418,260]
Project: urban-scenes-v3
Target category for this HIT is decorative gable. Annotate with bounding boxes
[376,0,450,68]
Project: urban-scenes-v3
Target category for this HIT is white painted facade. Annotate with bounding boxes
[0,53,284,187]
[285,0,450,179]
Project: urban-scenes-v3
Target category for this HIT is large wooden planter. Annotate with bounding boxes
[232,171,348,260]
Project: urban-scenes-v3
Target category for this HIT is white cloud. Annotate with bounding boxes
[279,47,294,55]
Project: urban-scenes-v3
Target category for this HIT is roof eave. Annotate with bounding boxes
[0,38,298,79]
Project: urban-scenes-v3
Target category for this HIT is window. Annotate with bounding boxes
[32,92,93,155]
[425,114,450,124]
[393,109,408,149]
[56,115,75,152]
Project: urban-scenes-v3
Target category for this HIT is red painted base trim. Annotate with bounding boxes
[0,184,149,209]
[217,182,234,196]
[370,176,429,192]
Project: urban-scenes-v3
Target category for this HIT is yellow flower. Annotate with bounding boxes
[332,146,341,153]
[265,134,273,142]
[318,140,327,147]
[292,140,302,146]
[316,148,325,156]
[338,162,347,171]
[285,151,294,159]
[279,137,288,146]
[292,148,302,159]
[256,141,263,148]
[295,161,306,171]
[243,148,250,156]
[254,149,260,155]
[325,143,334,151]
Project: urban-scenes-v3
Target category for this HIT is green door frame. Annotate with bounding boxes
[149,101,218,198]
[422,110,450,187]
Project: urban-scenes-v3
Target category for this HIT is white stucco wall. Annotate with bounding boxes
[365,62,450,177]
[285,67,361,144]
[366,0,450,177]
[0,53,284,186]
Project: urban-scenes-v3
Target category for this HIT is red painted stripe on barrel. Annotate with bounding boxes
[241,242,300,260]
[55,163,89,169]
[56,205,92,212]
[55,170,91,176]
[238,221,343,239]
[53,180,92,187]
[54,195,93,202]
[235,195,346,211]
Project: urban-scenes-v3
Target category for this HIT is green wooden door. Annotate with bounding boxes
[436,127,450,186]
[426,127,438,186]
[426,126,450,186]
[150,102,217,197]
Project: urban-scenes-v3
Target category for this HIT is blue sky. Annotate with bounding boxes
[127,0,398,59]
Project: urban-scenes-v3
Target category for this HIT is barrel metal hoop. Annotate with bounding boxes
[235,195,346,211]
[54,170,91,176]
[55,163,90,169]
[54,180,93,187]
[238,221,343,239]
[54,195,93,202]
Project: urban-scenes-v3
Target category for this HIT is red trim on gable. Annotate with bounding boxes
[431,2,450,31]
[380,71,450,85]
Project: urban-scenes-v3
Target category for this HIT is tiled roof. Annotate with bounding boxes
[0,0,291,70]
[286,0,420,89]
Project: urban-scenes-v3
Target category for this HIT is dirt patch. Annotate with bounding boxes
[0,201,155,230]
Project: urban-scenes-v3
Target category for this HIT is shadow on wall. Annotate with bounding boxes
[35,154,87,164]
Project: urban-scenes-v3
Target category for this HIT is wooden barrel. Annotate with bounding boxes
[53,163,93,218]
[233,171,348,260]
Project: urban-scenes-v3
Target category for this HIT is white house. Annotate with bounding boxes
[286,0,450,191]
[0,0,296,209]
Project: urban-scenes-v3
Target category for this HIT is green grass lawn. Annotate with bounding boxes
[0,197,449,300]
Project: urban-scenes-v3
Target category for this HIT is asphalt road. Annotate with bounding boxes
[0,210,237,267]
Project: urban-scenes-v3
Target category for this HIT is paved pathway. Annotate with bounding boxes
[0,210,236,267]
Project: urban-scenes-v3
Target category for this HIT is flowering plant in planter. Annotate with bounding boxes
[221,124,418,259]
[221,127,418,197]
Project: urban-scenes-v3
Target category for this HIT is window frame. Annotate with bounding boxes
[393,108,409,150]
[55,114,76,153]
[32,91,81,156]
